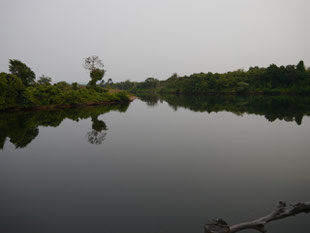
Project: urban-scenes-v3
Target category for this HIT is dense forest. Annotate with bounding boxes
[0,104,129,149]
[138,93,310,125]
[0,58,130,111]
[112,61,310,95]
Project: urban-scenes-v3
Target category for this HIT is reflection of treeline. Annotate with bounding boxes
[0,104,129,149]
[137,93,163,106]
[112,61,310,94]
[138,94,310,125]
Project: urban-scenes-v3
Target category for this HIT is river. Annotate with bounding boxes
[0,95,310,233]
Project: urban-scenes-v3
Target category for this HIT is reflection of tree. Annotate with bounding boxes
[0,112,40,149]
[137,93,159,106]
[0,103,129,149]
[87,130,107,145]
[138,93,310,125]
[91,117,107,132]
[10,127,39,148]
[86,116,108,145]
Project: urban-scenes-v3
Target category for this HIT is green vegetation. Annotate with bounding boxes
[37,75,52,85]
[83,55,106,88]
[9,59,36,86]
[0,59,130,111]
[112,61,310,95]
[0,103,129,149]
[138,93,310,125]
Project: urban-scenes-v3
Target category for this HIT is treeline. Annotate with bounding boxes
[112,61,310,94]
[0,59,129,111]
[137,93,310,125]
[0,104,129,149]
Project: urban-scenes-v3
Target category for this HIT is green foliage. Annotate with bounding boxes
[37,75,52,85]
[139,78,160,89]
[0,59,130,111]
[113,91,130,101]
[72,82,79,90]
[236,82,250,94]
[113,60,310,95]
[8,59,36,86]
[100,78,113,88]
[19,85,130,108]
[88,68,105,87]
[112,80,136,90]
[84,55,105,87]
[0,72,25,109]
[0,77,130,111]
[297,60,305,71]
[54,81,71,90]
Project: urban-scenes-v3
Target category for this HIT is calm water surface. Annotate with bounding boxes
[0,95,310,233]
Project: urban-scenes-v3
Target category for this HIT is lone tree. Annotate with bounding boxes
[9,59,36,86]
[83,56,105,88]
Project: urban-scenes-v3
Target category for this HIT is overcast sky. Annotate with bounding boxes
[0,0,309,83]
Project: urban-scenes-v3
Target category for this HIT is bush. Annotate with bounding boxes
[0,72,25,109]
[114,91,130,101]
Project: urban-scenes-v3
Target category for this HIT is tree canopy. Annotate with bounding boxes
[0,59,129,111]
[37,75,52,85]
[8,59,36,86]
[112,60,310,95]
[83,56,106,88]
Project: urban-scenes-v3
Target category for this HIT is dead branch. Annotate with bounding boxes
[204,201,310,233]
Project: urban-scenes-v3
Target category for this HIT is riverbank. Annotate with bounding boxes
[0,72,134,112]
[1,91,136,112]
[2,98,134,113]
[111,61,310,95]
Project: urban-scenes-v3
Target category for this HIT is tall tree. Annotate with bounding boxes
[8,59,36,86]
[83,56,105,87]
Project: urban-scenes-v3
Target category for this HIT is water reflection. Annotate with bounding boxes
[87,116,108,145]
[138,93,310,125]
[1,94,310,149]
[0,104,129,149]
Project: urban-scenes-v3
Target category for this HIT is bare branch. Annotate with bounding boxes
[83,55,104,71]
[205,201,310,233]
[230,201,310,233]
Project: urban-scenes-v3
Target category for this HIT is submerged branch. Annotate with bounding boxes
[204,201,310,233]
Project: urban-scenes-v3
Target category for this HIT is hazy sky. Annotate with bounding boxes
[0,0,309,83]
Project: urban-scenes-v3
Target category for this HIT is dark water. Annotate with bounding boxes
[1,95,310,233]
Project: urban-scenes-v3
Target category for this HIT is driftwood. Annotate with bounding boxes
[205,201,310,233]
